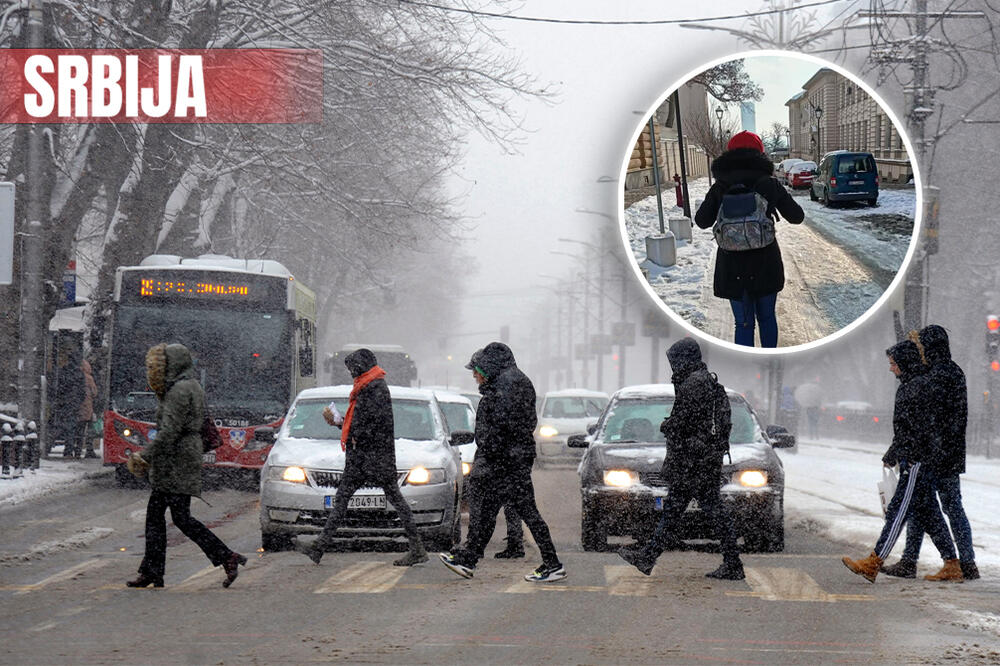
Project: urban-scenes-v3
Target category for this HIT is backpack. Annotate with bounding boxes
[708,372,732,463]
[712,180,776,252]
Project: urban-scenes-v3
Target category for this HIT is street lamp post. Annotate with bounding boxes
[785,128,791,158]
[814,105,823,162]
[715,105,724,154]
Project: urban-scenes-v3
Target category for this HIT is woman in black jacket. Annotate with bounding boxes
[694,131,805,348]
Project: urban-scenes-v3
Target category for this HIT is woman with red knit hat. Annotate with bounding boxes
[694,130,804,347]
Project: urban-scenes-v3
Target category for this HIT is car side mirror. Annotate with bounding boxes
[449,430,475,446]
[567,434,589,448]
[254,426,276,443]
[766,424,796,449]
[586,422,598,435]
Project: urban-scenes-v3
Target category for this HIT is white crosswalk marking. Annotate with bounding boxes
[604,564,658,596]
[737,567,874,602]
[14,558,111,596]
[314,561,406,594]
[171,564,221,591]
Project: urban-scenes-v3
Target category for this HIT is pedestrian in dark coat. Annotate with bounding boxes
[842,340,957,583]
[694,131,805,347]
[55,350,85,457]
[464,348,525,559]
[882,325,978,580]
[127,343,246,589]
[440,342,565,582]
[301,348,427,567]
[618,337,744,580]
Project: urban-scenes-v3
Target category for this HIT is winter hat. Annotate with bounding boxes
[344,348,378,379]
[727,130,765,154]
[465,348,484,372]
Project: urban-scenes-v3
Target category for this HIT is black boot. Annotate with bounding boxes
[960,560,980,581]
[706,558,745,580]
[126,573,164,588]
[298,541,324,565]
[222,552,247,588]
[493,537,525,559]
[880,558,917,579]
[618,546,654,576]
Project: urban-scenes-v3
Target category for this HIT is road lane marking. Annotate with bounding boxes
[172,564,222,591]
[314,561,405,593]
[604,564,658,596]
[735,567,874,602]
[503,580,603,594]
[14,558,111,596]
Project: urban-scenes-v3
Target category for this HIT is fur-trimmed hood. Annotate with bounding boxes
[710,148,774,183]
[145,343,195,399]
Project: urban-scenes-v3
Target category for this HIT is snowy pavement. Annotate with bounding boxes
[623,178,915,347]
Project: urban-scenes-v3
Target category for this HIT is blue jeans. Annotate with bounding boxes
[902,473,975,563]
[729,292,778,347]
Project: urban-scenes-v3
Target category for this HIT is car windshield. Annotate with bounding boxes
[285,398,438,441]
[439,402,474,432]
[542,396,607,419]
[837,155,875,174]
[598,397,759,444]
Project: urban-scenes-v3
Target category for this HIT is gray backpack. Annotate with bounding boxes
[712,181,775,252]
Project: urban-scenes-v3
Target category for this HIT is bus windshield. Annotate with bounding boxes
[109,305,292,423]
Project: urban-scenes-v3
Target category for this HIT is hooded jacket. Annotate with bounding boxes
[340,348,397,479]
[882,340,942,468]
[660,338,718,470]
[143,343,206,496]
[694,148,805,299]
[919,325,968,475]
[473,342,537,470]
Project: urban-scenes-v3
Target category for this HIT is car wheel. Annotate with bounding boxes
[821,188,832,207]
[868,198,878,207]
[261,531,294,552]
[809,186,818,201]
[581,499,608,552]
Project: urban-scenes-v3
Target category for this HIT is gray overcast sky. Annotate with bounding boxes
[739,55,822,134]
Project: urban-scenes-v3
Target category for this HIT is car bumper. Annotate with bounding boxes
[829,190,876,202]
[582,485,781,538]
[260,478,456,538]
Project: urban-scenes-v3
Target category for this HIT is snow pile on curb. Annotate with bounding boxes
[0,463,112,509]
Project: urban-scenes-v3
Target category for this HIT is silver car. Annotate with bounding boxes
[534,389,609,466]
[259,386,467,552]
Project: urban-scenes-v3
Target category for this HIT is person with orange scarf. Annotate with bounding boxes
[300,348,428,566]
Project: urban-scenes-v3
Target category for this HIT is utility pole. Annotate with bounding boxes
[17,0,46,449]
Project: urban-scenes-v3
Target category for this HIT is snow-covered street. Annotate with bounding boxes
[623,178,916,347]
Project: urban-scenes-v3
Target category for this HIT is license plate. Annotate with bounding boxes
[849,179,864,185]
[202,451,216,464]
[325,495,387,510]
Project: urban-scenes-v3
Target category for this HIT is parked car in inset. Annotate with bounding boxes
[570,384,794,553]
[534,389,609,466]
[259,386,468,552]
[775,158,804,184]
[810,151,879,207]
[786,160,817,189]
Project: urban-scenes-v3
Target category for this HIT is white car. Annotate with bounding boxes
[775,158,804,184]
[534,389,610,466]
[259,385,467,552]
[432,390,477,480]
[786,160,817,189]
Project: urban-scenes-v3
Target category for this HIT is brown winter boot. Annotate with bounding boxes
[924,558,963,582]
[842,551,883,583]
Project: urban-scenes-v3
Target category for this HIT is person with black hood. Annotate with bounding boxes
[126,343,246,589]
[300,348,428,567]
[881,325,978,581]
[618,338,745,580]
[694,131,805,348]
[842,340,957,583]
[439,342,566,582]
[465,348,526,560]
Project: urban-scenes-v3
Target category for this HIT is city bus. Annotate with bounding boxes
[323,343,417,386]
[103,254,316,485]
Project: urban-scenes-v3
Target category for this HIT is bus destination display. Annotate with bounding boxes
[119,270,287,307]
[140,278,250,298]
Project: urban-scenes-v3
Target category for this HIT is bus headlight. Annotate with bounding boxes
[406,466,446,485]
[603,470,636,488]
[734,470,768,488]
[538,425,559,438]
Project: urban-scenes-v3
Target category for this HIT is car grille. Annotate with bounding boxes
[296,509,443,529]
[640,470,729,487]
[309,470,408,489]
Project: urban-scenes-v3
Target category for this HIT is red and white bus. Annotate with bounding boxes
[103,254,317,485]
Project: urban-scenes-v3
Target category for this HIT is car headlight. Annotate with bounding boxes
[406,466,446,485]
[267,465,307,483]
[603,469,636,487]
[461,461,471,476]
[734,470,768,487]
[539,425,559,438]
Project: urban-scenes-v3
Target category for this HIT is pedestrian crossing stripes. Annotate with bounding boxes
[12,558,111,596]
[732,567,875,602]
[314,561,407,593]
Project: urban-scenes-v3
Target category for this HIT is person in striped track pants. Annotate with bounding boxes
[841,340,957,583]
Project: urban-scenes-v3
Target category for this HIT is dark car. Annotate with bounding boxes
[810,151,879,207]
[569,384,795,553]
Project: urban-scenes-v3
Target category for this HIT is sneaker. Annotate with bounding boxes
[524,563,567,583]
[880,558,917,579]
[493,539,525,559]
[705,560,745,580]
[618,546,654,576]
[439,552,474,579]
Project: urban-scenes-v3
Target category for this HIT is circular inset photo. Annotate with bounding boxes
[620,51,920,353]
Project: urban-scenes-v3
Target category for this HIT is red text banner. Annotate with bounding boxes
[0,49,323,123]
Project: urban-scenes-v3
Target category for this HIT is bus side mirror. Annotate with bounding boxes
[299,346,314,377]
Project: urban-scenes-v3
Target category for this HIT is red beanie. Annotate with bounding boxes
[727,130,765,154]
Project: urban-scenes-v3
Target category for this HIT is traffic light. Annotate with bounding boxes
[987,315,1000,371]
